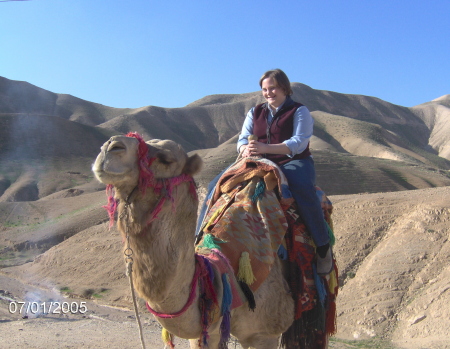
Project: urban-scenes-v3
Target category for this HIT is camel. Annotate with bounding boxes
[93,133,321,348]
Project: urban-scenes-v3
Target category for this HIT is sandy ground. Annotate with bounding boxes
[0,275,357,349]
[2,187,450,348]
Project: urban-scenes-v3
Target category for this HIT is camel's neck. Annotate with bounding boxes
[116,183,198,313]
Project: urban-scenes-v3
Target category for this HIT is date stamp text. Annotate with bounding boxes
[9,301,88,315]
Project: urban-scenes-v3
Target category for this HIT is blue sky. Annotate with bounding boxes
[1,0,449,109]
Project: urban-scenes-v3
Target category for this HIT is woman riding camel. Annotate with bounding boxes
[237,68,332,275]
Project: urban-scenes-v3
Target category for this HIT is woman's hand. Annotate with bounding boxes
[247,140,267,156]
[239,144,251,158]
[240,140,291,157]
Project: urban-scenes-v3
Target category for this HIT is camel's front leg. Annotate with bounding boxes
[189,338,200,349]
[188,321,221,349]
[188,336,221,349]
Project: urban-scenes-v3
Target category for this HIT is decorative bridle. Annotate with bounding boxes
[103,132,197,228]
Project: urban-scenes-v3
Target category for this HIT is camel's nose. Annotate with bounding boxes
[107,140,126,153]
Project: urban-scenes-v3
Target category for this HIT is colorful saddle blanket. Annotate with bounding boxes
[194,156,338,348]
[196,156,294,291]
[195,155,335,296]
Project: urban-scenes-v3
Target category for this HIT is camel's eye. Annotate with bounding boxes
[157,153,173,165]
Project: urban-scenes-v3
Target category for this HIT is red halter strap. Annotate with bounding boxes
[145,255,202,318]
[103,133,197,227]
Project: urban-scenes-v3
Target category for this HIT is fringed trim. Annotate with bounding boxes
[328,267,338,294]
[237,252,256,285]
[206,208,222,228]
[325,263,339,336]
[280,312,322,349]
[203,256,216,284]
[197,255,218,305]
[200,234,224,251]
[325,220,336,247]
[251,179,265,203]
[162,328,175,349]
[211,249,233,271]
[313,265,327,307]
[325,298,337,336]
[103,184,118,228]
[196,255,219,347]
[238,280,256,311]
[219,274,232,348]
[311,300,326,333]
[126,132,156,193]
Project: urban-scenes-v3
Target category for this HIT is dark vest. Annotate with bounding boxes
[253,98,311,165]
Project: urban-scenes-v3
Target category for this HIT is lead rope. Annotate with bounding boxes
[121,203,147,349]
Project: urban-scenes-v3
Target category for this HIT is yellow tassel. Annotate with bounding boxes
[328,269,338,294]
[206,207,222,227]
[237,252,256,285]
[162,328,173,346]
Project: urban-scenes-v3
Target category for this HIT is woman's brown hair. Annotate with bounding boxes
[259,69,293,96]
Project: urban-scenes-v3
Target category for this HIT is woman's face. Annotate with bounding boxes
[261,77,287,109]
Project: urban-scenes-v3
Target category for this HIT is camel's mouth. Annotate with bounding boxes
[107,140,126,153]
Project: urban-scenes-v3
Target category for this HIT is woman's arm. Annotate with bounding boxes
[283,106,313,155]
[237,107,255,154]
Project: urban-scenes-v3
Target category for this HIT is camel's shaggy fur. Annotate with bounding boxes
[93,135,295,349]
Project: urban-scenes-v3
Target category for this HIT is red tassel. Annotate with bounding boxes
[325,300,337,336]
[126,132,156,193]
[103,184,118,228]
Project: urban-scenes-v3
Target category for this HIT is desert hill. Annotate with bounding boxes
[3,76,450,159]
[0,113,113,201]
[193,135,450,198]
[1,76,450,348]
[411,94,450,160]
[0,76,131,125]
[1,76,450,203]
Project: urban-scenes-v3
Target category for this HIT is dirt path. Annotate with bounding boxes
[0,274,355,349]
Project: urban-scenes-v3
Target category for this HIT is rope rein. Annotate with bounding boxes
[145,256,201,318]
[120,200,147,349]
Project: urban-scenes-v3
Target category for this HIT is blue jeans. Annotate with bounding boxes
[280,157,329,247]
[196,167,228,235]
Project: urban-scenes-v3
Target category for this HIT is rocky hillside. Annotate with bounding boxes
[1,76,450,202]
[1,76,449,348]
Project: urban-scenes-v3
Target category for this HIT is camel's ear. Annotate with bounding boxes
[183,154,203,176]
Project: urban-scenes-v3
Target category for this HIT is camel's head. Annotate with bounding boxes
[93,133,202,190]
